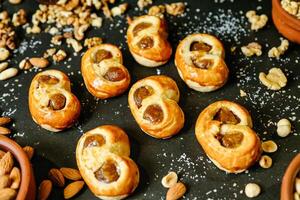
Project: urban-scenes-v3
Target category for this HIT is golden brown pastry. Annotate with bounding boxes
[195,100,261,173]
[81,44,131,99]
[127,15,172,67]
[128,75,184,139]
[28,70,81,132]
[175,33,229,92]
[76,125,139,200]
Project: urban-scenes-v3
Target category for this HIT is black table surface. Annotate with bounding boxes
[1,0,300,199]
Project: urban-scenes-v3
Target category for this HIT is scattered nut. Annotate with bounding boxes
[51,35,64,46]
[60,167,82,181]
[26,25,42,34]
[23,146,34,160]
[66,38,83,52]
[268,39,289,59]
[241,42,262,57]
[166,181,186,200]
[38,180,52,200]
[74,24,89,41]
[0,127,11,135]
[0,62,9,73]
[161,171,178,188]
[148,5,165,18]
[0,48,10,61]
[165,2,185,16]
[277,118,292,137]
[64,181,85,199]
[259,155,272,169]
[53,49,67,62]
[49,168,65,187]
[43,48,57,59]
[84,37,103,48]
[12,9,27,27]
[240,89,247,97]
[111,3,128,17]
[259,68,287,90]
[245,183,261,198]
[29,57,50,68]
[19,59,33,70]
[0,117,11,126]
[261,140,278,153]
[138,0,153,10]
[246,10,268,31]
[0,68,18,81]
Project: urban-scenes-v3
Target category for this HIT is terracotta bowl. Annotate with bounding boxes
[272,0,300,44]
[0,135,36,200]
[281,153,300,200]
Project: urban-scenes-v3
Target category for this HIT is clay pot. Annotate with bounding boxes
[272,0,300,44]
[281,153,300,200]
[0,135,36,200]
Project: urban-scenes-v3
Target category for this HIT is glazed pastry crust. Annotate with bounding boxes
[28,70,81,132]
[127,15,172,67]
[128,75,185,139]
[195,100,261,173]
[81,44,131,99]
[175,33,229,92]
[76,125,139,199]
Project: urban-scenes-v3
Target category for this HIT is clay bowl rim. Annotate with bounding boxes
[281,153,300,200]
[273,0,300,27]
[0,135,32,200]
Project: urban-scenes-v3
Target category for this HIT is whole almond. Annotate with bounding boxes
[49,168,65,187]
[23,146,34,160]
[0,117,11,126]
[38,180,52,200]
[0,152,14,176]
[64,181,84,199]
[0,126,11,135]
[29,57,49,68]
[0,175,11,189]
[9,167,21,189]
[166,182,187,200]
[0,188,17,200]
[60,168,82,181]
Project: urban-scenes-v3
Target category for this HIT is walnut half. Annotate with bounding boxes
[259,68,287,90]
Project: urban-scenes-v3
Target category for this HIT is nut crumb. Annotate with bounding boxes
[84,37,103,48]
[165,2,185,16]
[240,89,247,97]
[246,10,268,31]
[259,68,287,90]
[241,42,262,57]
[268,39,289,59]
[111,3,128,17]
[148,5,165,18]
[137,0,153,10]
[53,49,67,62]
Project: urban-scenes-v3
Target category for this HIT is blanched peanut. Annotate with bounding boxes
[277,118,292,137]
[0,68,18,81]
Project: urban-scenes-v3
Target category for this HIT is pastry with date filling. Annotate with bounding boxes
[81,44,131,99]
[76,125,139,200]
[127,15,172,67]
[28,70,81,132]
[195,100,261,173]
[175,33,229,92]
[128,75,184,139]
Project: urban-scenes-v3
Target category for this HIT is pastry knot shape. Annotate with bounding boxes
[81,44,131,99]
[128,75,185,139]
[175,33,229,92]
[76,125,140,200]
[28,69,81,132]
[195,100,261,173]
[127,15,172,67]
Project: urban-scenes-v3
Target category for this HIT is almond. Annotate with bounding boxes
[23,146,34,160]
[0,175,11,189]
[64,181,84,199]
[0,188,17,200]
[0,152,14,176]
[49,168,65,187]
[0,117,11,126]
[29,57,49,68]
[60,168,82,181]
[0,126,11,135]
[0,150,6,159]
[38,180,52,200]
[166,182,187,200]
[9,167,21,189]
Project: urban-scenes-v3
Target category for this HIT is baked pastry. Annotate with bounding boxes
[127,15,172,67]
[81,44,131,99]
[128,75,184,139]
[28,70,81,132]
[175,33,229,92]
[195,100,261,173]
[76,125,139,200]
